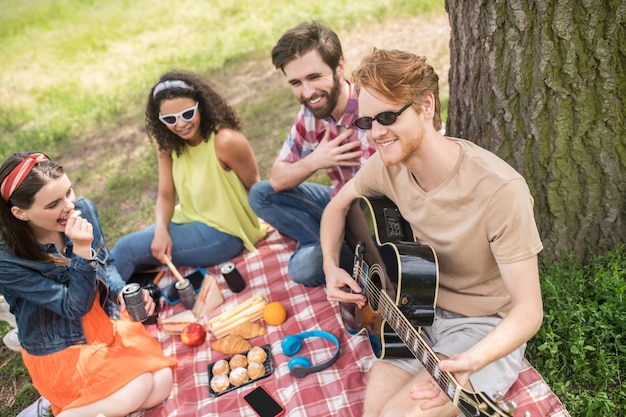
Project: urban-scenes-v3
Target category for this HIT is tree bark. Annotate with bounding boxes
[445,0,626,262]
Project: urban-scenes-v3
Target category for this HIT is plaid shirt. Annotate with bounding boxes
[278,81,377,197]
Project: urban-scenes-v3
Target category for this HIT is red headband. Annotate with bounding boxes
[1,153,50,202]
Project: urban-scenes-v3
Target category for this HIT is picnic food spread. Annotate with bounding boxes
[208,344,274,397]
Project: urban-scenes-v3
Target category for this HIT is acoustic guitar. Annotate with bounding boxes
[341,196,516,417]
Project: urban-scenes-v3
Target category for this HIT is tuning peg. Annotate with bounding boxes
[493,392,519,413]
[506,401,519,411]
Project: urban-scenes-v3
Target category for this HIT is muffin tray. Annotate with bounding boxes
[207,344,274,397]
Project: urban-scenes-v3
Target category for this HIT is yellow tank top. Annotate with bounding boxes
[170,134,267,252]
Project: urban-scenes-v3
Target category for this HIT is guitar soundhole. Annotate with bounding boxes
[367,270,384,311]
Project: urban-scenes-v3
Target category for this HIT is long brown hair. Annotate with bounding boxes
[0,152,67,264]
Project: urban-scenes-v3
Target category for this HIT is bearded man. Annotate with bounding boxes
[249,21,376,287]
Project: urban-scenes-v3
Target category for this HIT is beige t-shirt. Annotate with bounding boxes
[352,137,543,317]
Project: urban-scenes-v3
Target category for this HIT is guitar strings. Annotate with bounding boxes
[354,265,491,414]
[355,267,448,377]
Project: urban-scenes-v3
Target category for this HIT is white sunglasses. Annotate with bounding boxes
[158,102,199,126]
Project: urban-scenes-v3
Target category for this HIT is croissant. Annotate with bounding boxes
[230,321,267,339]
[211,334,252,354]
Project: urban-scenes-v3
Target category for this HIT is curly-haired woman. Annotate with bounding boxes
[111,70,267,281]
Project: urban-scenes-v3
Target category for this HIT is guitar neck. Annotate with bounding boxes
[361,263,458,398]
[355,259,511,416]
[349,198,513,417]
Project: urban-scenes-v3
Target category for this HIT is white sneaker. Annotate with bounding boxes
[2,328,21,351]
[0,295,17,328]
[16,396,51,417]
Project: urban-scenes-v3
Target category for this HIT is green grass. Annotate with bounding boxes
[0,0,444,159]
[2,0,624,416]
[0,1,447,415]
[0,0,447,244]
[527,245,626,416]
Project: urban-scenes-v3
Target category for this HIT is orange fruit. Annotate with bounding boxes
[263,301,287,326]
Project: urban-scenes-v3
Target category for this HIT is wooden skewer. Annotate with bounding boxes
[162,255,187,285]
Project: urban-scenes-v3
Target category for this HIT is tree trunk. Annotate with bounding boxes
[445,0,626,263]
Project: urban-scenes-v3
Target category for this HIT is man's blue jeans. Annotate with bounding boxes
[248,180,353,287]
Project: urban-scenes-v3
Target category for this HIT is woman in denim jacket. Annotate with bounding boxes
[0,152,177,417]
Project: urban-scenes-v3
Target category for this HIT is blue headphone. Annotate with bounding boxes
[281,330,341,378]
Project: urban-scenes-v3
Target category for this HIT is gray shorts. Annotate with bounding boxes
[384,308,525,397]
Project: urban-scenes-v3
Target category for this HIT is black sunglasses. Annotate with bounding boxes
[352,103,413,130]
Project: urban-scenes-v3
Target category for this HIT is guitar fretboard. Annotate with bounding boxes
[350,216,511,417]
[366,264,462,405]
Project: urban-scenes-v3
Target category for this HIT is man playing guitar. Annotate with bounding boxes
[320,48,544,417]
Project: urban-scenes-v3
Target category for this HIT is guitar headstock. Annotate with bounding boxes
[458,390,518,417]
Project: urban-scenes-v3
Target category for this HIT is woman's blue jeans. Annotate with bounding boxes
[110,222,244,281]
[248,180,353,287]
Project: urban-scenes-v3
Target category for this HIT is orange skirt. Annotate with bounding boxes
[22,295,177,416]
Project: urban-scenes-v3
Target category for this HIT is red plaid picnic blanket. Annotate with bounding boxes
[131,228,569,417]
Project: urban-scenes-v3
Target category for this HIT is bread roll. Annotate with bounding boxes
[229,354,247,369]
[247,361,265,379]
[210,374,230,393]
[246,346,267,363]
[229,367,249,386]
[212,359,230,376]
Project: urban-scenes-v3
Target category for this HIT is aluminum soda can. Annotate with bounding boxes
[221,262,246,293]
[122,283,148,322]
[175,278,196,310]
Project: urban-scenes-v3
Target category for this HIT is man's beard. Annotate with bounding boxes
[302,72,341,119]
[379,121,424,167]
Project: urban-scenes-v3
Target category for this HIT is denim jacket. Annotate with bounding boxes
[0,197,125,356]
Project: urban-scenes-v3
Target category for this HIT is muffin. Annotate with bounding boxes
[229,354,248,369]
[229,367,249,386]
[246,346,267,363]
[212,359,230,376]
[210,374,230,394]
[247,361,266,379]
